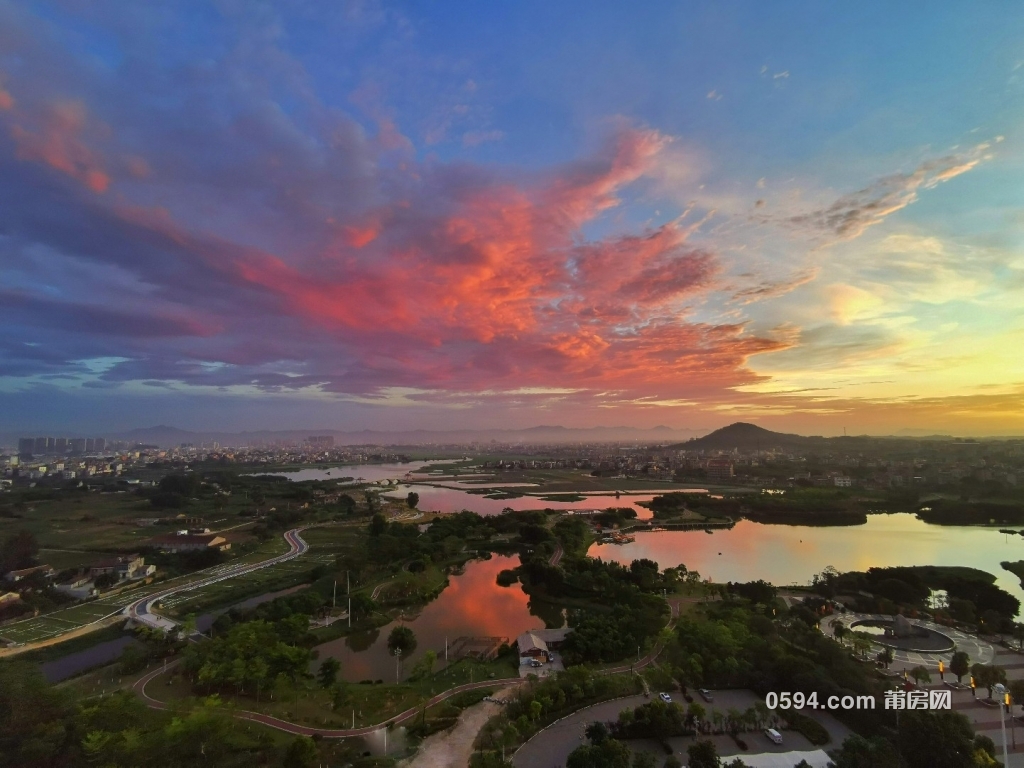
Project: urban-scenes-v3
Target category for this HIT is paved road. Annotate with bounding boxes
[549,543,564,567]
[124,527,309,633]
[513,694,651,767]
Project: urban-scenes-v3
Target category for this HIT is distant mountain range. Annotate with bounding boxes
[670,422,814,451]
[670,421,969,452]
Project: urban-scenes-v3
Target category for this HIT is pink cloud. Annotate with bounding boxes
[154,127,777,399]
[9,101,111,193]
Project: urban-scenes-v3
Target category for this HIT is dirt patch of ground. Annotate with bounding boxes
[400,685,519,768]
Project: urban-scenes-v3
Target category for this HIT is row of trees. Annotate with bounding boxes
[0,661,323,768]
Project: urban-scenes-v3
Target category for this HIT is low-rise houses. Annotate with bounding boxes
[3,564,55,583]
[516,628,572,665]
[150,533,230,553]
[88,553,153,581]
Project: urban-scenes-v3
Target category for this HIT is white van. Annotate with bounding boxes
[765,728,783,745]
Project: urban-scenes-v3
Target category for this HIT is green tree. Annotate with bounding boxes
[387,625,417,657]
[877,647,894,669]
[406,492,419,509]
[687,739,720,768]
[566,738,632,768]
[832,622,847,645]
[971,663,1007,699]
[93,571,119,590]
[898,710,977,768]
[632,752,657,768]
[0,529,39,572]
[283,735,319,768]
[161,697,251,766]
[909,665,931,686]
[949,651,970,684]
[529,700,543,721]
[829,735,901,768]
[317,657,340,688]
[369,513,387,536]
[827,737,901,768]
[349,593,377,618]
[0,661,75,768]
[586,720,610,744]
[664,758,683,768]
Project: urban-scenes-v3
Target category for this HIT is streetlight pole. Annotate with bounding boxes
[995,683,1010,768]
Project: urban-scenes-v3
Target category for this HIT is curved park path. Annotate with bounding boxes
[132,596,695,739]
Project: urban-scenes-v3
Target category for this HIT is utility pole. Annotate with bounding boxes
[333,580,337,612]
[347,571,351,629]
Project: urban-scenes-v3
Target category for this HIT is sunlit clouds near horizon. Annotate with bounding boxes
[1,1,1023,435]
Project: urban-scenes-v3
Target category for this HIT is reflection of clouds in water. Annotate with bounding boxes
[387,483,657,518]
[589,514,1024,617]
[319,555,541,682]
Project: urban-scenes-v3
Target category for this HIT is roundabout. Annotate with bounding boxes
[821,612,995,669]
[848,618,956,654]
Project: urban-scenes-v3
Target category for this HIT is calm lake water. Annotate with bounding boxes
[252,460,451,484]
[588,513,1024,613]
[384,483,663,518]
[265,461,710,518]
[316,554,545,682]
[313,514,1024,681]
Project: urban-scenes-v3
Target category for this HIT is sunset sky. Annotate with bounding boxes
[2,2,1023,435]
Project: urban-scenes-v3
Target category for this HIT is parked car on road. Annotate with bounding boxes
[698,688,714,702]
[659,692,672,703]
[765,728,783,745]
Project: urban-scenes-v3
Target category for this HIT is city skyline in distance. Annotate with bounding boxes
[2,3,1023,436]
[2,421,1018,452]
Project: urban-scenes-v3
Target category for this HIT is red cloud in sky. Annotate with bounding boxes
[172,127,783,398]
[9,101,111,193]
[0,58,782,407]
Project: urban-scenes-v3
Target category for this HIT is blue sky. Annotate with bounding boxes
[1,1,1023,435]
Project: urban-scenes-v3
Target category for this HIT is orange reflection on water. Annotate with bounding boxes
[318,554,541,682]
